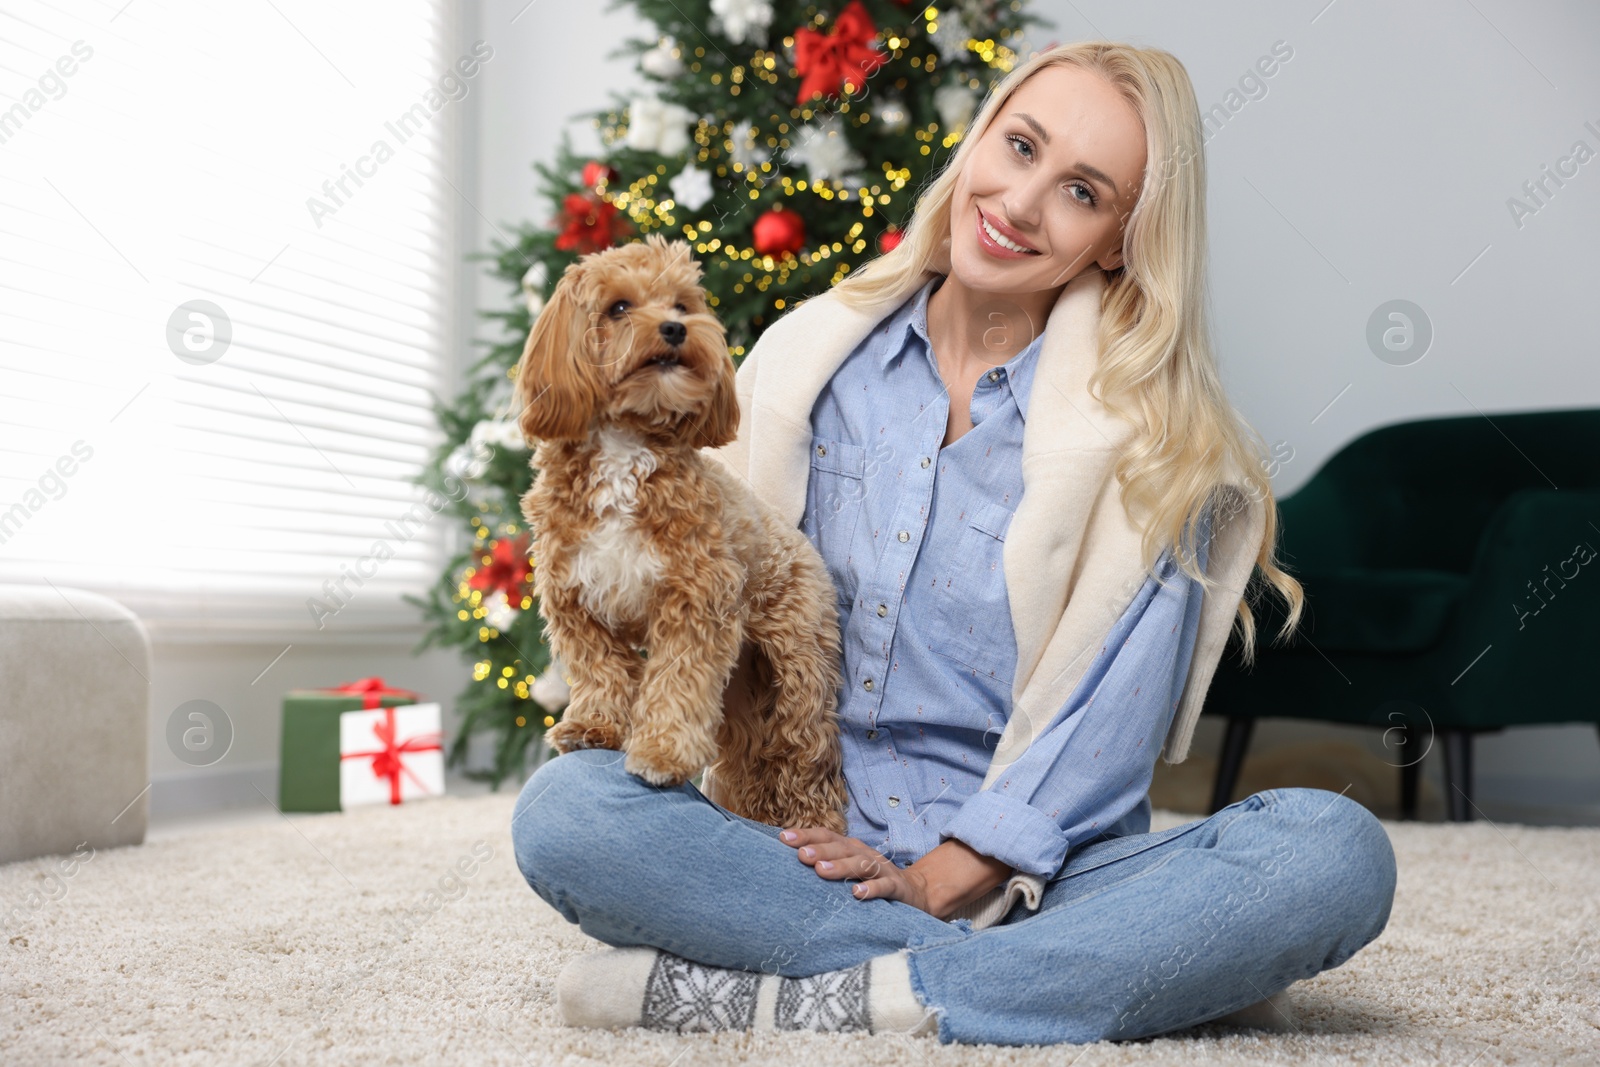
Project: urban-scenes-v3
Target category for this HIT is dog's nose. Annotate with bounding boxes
[659,320,687,347]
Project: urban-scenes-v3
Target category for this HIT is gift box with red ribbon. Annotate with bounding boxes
[278,677,443,813]
[338,703,445,809]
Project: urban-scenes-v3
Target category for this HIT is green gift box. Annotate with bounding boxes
[278,677,422,812]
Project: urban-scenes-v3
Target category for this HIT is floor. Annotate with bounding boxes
[7,783,1598,1065]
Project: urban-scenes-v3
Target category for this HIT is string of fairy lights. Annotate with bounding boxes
[589,12,1026,353]
[457,6,1030,728]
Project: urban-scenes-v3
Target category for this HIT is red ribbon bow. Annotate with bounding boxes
[328,677,418,709]
[793,0,887,106]
[339,707,443,806]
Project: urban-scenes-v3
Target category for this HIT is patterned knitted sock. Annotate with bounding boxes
[555,946,939,1036]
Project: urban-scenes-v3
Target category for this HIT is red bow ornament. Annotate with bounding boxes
[793,1,888,105]
[329,677,418,709]
[468,533,533,602]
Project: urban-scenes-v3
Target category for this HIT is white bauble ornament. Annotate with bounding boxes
[669,164,714,212]
[443,441,487,482]
[483,589,518,632]
[640,36,684,79]
[935,84,979,135]
[520,261,547,315]
[729,119,771,170]
[710,0,772,45]
[874,95,909,134]
[531,657,572,711]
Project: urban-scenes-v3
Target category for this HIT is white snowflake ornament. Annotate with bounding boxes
[789,114,865,184]
[929,10,972,62]
[669,164,714,212]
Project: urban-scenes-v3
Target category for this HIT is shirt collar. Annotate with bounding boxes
[880,274,1044,422]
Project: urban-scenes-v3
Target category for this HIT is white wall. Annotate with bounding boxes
[446,0,1600,817]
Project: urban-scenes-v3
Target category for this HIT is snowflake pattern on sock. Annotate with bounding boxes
[775,959,873,1032]
[641,952,762,1032]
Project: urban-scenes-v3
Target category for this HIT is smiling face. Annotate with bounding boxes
[948,63,1148,294]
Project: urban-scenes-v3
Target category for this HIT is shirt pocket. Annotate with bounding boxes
[804,434,867,608]
[930,499,1017,677]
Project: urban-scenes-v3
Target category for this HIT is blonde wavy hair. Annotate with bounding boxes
[827,41,1303,661]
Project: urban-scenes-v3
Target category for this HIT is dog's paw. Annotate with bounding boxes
[547,718,624,753]
[623,745,695,788]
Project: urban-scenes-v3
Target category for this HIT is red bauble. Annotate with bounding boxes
[752,207,806,257]
[554,192,632,254]
[581,160,620,188]
[878,228,903,253]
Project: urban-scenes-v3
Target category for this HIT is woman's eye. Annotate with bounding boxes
[1067,182,1099,208]
[607,299,631,318]
[1009,131,1099,207]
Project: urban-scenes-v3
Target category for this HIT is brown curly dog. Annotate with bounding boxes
[512,234,848,833]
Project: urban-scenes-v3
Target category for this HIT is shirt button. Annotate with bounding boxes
[862,678,873,691]
[887,796,900,807]
[920,456,930,468]
[866,729,879,740]
[876,603,887,617]
[815,444,827,457]
[897,530,909,542]
[987,370,1000,382]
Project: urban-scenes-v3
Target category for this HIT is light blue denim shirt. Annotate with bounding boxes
[800,274,1211,879]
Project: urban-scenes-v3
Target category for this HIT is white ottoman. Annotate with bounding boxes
[0,584,150,865]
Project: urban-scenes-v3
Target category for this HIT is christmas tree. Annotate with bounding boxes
[406,0,1052,789]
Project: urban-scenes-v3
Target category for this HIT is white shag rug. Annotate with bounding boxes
[3,789,1598,1066]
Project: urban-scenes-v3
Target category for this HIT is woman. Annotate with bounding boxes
[512,42,1397,1046]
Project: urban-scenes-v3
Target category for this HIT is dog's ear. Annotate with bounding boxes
[688,331,740,449]
[513,263,603,443]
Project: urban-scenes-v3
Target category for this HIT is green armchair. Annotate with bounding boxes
[1202,408,1600,821]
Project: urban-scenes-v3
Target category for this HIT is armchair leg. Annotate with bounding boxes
[1210,717,1255,814]
[1442,729,1474,822]
[1399,722,1420,821]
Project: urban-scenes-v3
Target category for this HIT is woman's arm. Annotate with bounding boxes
[901,838,1014,919]
[938,530,1212,880]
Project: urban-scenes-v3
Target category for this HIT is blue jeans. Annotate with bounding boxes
[512,748,1396,1046]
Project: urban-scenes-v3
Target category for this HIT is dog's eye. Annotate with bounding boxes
[607,299,631,319]
[674,303,688,314]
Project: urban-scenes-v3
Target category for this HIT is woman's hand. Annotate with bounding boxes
[779,826,936,912]
[779,827,1013,920]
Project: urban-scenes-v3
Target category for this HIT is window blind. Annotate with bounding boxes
[0,0,467,640]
